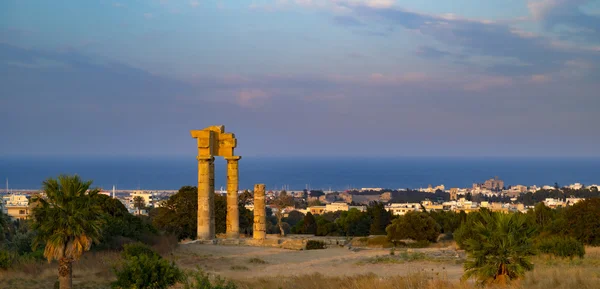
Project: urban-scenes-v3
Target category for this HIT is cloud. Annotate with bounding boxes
[530,74,552,83]
[463,76,514,91]
[364,0,395,8]
[415,46,451,59]
[332,15,363,26]
[236,89,270,107]
[528,0,600,42]
[2,44,600,156]
[113,3,125,8]
[144,13,153,19]
[190,0,199,7]
[345,3,600,77]
[368,72,428,84]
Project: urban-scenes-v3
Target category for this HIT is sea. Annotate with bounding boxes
[1,156,599,191]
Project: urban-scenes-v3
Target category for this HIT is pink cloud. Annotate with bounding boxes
[367,72,428,84]
[530,74,551,83]
[237,89,270,107]
[463,76,514,91]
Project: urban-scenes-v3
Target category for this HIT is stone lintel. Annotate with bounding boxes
[196,156,215,161]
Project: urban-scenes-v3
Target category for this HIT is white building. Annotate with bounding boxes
[385,203,420,216]
[567,183,584,190]
[128,191,157,214]
[2,194,31,220]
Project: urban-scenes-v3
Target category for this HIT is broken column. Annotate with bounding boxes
[253,184,266,240]
[225,156,241,238]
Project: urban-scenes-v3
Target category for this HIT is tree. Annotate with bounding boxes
[302,212,317,235]
[284,210,305,227]
[151,186,197,240]
[315,216,338,236]
[271,191,294,236]
[566,198,600,245]
[308,199,323,207]
[93,194,156,249]
[30,175,104,289]
[151,186,253,240]
[386,211,440,244]
[133,196,146,215]
[367,202,392,235]
[336,209,371,236]
[454,208,492,249]
[461,212,536,285]
[239,190,253,206]
[429,211,461,234]
[215,194,227,234]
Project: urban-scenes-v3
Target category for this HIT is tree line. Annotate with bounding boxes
[2,177,600,288]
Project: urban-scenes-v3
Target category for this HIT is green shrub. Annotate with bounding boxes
[248,257,268,264]
[112,254,183,289]
[121,242,159,260]
[0,249,14,270]
[306,240,326,250]
[367,235,393,248]
[386,211,440,244]
[183,269,237,289]
[537,236,585,259]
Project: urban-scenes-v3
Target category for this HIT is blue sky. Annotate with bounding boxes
[1,0,599,157]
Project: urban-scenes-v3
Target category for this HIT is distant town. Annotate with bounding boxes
[3,177,598,221]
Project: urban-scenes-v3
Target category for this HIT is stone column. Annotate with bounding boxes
[253,184,266,240]
[225,156,241,238]
[197,156,215,240]
[209,160,215,238]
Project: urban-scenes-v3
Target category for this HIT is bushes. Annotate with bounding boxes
[386,211,440,244]
[112,244,183,289]
[183,269,237,289]
[306,240,326,250]
[536,236,585,259]
[121,242,159,259]
[0,249,14,269]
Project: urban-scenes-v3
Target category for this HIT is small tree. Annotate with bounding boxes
[284,210,305,227]
[133,196,146,215]
[386,211,440,244]
[272,191,294,236]
[336,209,371,236]
[566,198,600,245]
[112,246,183,289]
[302,212,317,235]
[31,175,104,289]
[462,212,536,285]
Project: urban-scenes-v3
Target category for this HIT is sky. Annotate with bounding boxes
[1,0,600,157]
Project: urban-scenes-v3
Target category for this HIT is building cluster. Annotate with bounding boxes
[2,177,598,221]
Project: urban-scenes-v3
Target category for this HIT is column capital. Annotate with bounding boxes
[196,156,215,162]
[224,156,242,161]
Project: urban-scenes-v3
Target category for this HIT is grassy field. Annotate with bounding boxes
[1,244,599,289]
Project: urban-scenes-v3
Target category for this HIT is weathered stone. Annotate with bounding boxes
[253,184,266,240]
[196,156,214,240]
[191,125,240,241]
[225,156,241,238]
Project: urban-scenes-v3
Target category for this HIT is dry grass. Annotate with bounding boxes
[0,251,118,289]
[1,245,599,289]
[0,234,179,289]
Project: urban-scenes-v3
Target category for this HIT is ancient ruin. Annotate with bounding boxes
[253,184,266,240]
[191,125,241,240]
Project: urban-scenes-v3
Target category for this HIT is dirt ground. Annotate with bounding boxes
[173,243,465,281]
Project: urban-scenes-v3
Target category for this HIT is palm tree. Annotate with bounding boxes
[133,196,146,215]
[461,212,536,285]
[31,175,104,289]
